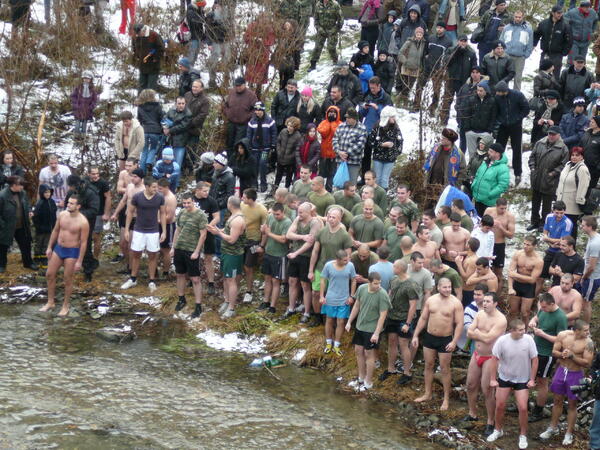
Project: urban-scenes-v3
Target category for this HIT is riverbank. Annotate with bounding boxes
[0,251,594,449]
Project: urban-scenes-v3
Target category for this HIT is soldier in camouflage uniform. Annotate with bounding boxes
[309,0,344,71]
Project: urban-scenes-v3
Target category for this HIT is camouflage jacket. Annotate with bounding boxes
[314,0,343,32]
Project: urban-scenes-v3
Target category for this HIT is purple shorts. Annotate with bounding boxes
[550,365,584,401]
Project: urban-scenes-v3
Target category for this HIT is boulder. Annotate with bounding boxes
[96,326,135,343]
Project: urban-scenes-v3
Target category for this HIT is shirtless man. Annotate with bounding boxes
[455,238,480,307]
[411,278,464,410]
[113,158,138,260]
[39,196,89,317]
[507,235,544,324]
[464,292,507,437]
[286,202,323,322]
[548,274,583,325]
[484,197,515,294]
[111,167,144,272]
[157,178,177,278]
[207,196,246,319]
[540,320,594,446]
[467,257,499,294]
[411,226,440,268]
[440,212,470,272]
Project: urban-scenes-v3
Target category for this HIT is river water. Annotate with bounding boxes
[0,303,425,449]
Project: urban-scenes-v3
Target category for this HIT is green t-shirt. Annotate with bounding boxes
[408,267,434,310]
[534,308,568,356]
[351,201,384,220]
[291,179,312,199]
[175,208,208,252]
[291,217,320,257]
[349,215,384,245]
[315,226,353,271]
[361,185,388,212]
[434,267,463,294]
[333,190,361,212]
[350,250,379,277]
[265,215,292,257]
[388,277,420,322]
[389,199,419,225]
[384,227,416,261]
[222,213,246,256]
[460,214,474,232]
[435,219,452,230]
[355,283,391,333]
[308,191,335,217]
[325,204,354,229]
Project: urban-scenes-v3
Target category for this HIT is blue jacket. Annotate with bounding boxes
[153,160,181,191]
[358,64,375,93]
[494,89,529,126]
[584,86,600,116]
[565,6,598,42]
[246,112,277,150]
[559,111,588,148]
[438,0,465,24]
[359,88,393,133]
[500,20,534,57]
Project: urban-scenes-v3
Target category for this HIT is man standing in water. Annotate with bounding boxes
[40,196,89,317]
[464,292,507,438]
[487,319,538,449]
[411,277,464,410]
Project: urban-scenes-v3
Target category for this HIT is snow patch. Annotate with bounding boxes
[196,330,266,354]
[137,296,163,308]
[292,349,306,362]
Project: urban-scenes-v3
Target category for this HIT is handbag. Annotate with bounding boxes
[332,161,350,189]
[575,166,600,214]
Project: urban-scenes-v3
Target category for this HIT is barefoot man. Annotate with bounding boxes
[411,225,440,268]
[40,196,89,316]
[548,274,583,325]
[440,213,471,272]
[539,320,594,446]
[484,197,515,293]
[455,238,479,307]
[466,257,499,294]
[158,178,177,278]
[411,277,464,410]
[507,235,543,324]
[464,292,507,438]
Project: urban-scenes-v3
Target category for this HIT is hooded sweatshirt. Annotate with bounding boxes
[33,184,57,234]
[317,105,342,158]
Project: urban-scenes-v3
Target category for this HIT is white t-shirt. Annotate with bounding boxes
[39,165,71,205]
[471,227,495,259]
[492,333,538,383]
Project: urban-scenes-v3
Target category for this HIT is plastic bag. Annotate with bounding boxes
[332,161,350,189]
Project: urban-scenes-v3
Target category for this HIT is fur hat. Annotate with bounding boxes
[441,128,458,142]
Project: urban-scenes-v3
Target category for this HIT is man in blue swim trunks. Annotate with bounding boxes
[39,195,89,317]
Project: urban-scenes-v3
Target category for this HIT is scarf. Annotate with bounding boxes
[82,82,91,98]
[424,144,462,186]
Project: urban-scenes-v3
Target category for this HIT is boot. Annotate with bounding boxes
[308,61,317,72]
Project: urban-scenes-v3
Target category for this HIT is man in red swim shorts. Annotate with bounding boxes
[464,292,507,438]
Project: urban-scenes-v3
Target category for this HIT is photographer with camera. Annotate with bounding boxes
[539,319,595,446]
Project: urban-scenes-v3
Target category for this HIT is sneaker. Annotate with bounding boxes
[308,315,322,327]
[332,346,343,357]
[518,435,528,449]
[191,304,202,319]
[268,306,276,314]
[323,343,332,354]
[358,382,372,392]
[539,427,559,440]
[111,254,123,263]
[299,314,310,324]
[397,374,412,385]
[482,424,495,438]
[461,415,478,422]
[148,281,157,293]
[378,370,398,381]
[514,175,521,186]
[221,308,236,319]
[207,283,215,295]
[120,278,137,290]
[218,302,229,315]
[528,409,544,423]
[243,292,253,303]
[257,302,269,310]
[486,429,504,443]
[294,303,305,313]
[84,273,92,282]
[175,297,187,311]
[526,224,539,232]
[347,378,363,389]
[562,433,573,446]
[281,309,296,319]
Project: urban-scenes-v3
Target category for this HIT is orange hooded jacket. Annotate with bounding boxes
[316,105,341,159]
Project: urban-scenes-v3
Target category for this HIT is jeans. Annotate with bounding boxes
[373,160,395,189]
[556,0,577,8]
[319,157,336,191]
[226,122,248,156]
[251,148,269,190]
[74,120,88,136]
[274,163,294,189]
[187,39,200,66]
[531,190,554,227]
[173,146,186,171]
[82,223,98,276]
[139,72,158,92]
[140,133,161,174]
[496,122,523,177]
[590,398,600,449]
[569,39,590,65]
[0,227,33,269]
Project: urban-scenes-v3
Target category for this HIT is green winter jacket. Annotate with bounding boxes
[471,153,510,207]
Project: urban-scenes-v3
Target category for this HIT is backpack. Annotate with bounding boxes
[176,18,191,44]
[574,166,600,215]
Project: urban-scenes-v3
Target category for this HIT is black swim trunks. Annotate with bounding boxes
[492,243,505,268]
[513,280,536,299]
[421,331,453,353]
[498,378,528,390]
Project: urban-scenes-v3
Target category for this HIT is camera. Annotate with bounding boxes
[570,377,592,394]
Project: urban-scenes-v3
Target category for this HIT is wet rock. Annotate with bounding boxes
[441,439,457,448]
[416,419,431,428]
[428,415,440,424]
[95,326,135,343]
[457,444,475,450]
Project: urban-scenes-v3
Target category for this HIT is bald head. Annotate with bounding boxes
[400,236,414,251]
[358,244,370,257]
[361,186,374,200]
[394,259,408,275]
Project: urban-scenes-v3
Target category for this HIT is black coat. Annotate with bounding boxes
[531,102,566,145]
[481,54,515,90]
[446,45,478,83]
[327,73,363,105]
[534,15,573,56]
[581,129,600,179]
[231,139,257,191]
[209,167,235,210]
[64,181,99,225]
[137,101,165,135]
[0,163,24,190]
[296,100,322,133]
[0,186,31,247]
[184,90,210,136]
[494,89,529,126]
[559,65,594,108]
[424,32,453,74]
[165,107,192,147]
[350,51,375,76]
[374,59,395,94]
[271,89,301,128]
[321,97,355,121]
[132,28,164,75]
[533,70,561,98]
[463,93,497,133]
[186,4,205,41]
[33,185,57,234]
